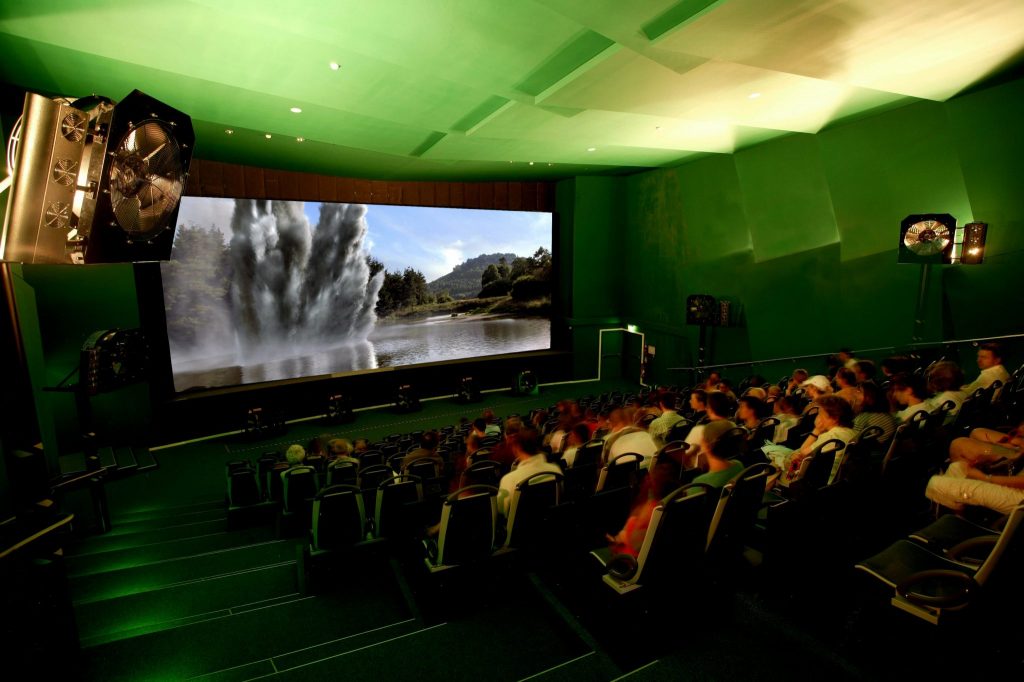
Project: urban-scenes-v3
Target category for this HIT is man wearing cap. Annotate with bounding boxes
[800,374,833,414]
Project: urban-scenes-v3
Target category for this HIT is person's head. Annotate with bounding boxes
[742,386,767,401]
[858,381,888,414]
[977,342,1003,370]
[353,437,370,452]
[791,369,809,385]
[766,385,783,399]
[482,408,496,422]
[890,372,928,405]
[646,459,681,500]
[737,396,766,426]
[568,423,590,447]
[706,391,733,420]
[690,389,707,411]
[881,355,911,378]
[801,375,833,400]
[608,408,629,430]
[419,430,439,451]
[328,438,352,457]
[835,367,857,388]
[285,444,306,466]
[837,348,854,363]
[465,432,481,455]
[658,392,679,412]
[503,416,524,440]
[853,360,876,384]
[815,395,853,431]
[511,427,542,459]
[927,361,965,393]
[706,370,721,385]
[774,395,800,416]
[472,417,487,434]
[307,437,326,456]
[700,419,735,460]
[716,378,734,393]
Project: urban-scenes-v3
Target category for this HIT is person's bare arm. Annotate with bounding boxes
[965,465,1024,489]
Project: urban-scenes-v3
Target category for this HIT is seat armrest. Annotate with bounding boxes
[947,535,998,562]
[896,569,977,608]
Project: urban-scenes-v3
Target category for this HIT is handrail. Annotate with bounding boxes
[667,333,1024,372]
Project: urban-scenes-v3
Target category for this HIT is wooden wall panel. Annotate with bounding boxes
[187,161,556,212]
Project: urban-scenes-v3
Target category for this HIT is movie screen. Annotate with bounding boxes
[161,198,553,392]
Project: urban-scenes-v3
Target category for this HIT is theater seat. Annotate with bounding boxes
[855,501,1024,624]
[374,474,423,540]
[310,484,370,554]
[424,485,499,573]
[503,471,563,550]
[705,463,774,565]
[595,453,642,493]
[592,482,715,595]
[226,461,261,508]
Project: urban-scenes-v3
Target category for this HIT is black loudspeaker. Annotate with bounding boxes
[242,407,286,440]
[512,370,539,396]
[686,295,717,325]
[456,376,482,403]
[898,214,955,264]
[395,384,420,413]
[79,328,149,396]
[325,393,354,423]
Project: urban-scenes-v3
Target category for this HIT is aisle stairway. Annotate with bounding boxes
[65,496,615,681]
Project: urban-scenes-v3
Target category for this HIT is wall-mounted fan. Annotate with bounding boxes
[898,214,955,264]
[1,89,194,264]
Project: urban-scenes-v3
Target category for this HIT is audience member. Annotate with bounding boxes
[948,419,1024,467]
[497,428,561,515]
[926,361,967,416]
[602,407,658,467]
[736,396,767,431]
[852,359,877,385]
[353,438,370,455]
[926,459,1024,516]
[327,438,359,465]
[833,368,863,413]
[401,430,444,472]
[307,437,327,458]
[648,392,685,448]
[881,355,914,379]
[605,458,678,557]
[688,389,708,423]
[685,392,735,452]
[837,348,859,369]
[889,373,930,423]
[282,444,307,482]
[961,342,1010,395]
[852,382,897,445]
[767,395,855,485]
[560,423,594,468]
[800,374,833,413]
[703,370,722,392]
[786,369,810,396]
[771,396,801,443]
[481,408,502,436]
[691,419,745,488]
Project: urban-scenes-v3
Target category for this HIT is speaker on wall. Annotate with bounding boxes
[686,294,717,325]
[898,214,955,264]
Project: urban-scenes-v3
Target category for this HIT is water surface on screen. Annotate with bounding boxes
[161,198,552,392]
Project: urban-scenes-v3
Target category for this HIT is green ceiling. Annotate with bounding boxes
[2,0,1023,181]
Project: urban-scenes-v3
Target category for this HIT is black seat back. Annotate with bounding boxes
[461,460,501,488]
[706,463,773,561]
[596,453,643,492]
[635,483,715,587]
[227,465,261,507]
[282,466,317,515]
[312,484,366,552]
[407,459,440,480]
[375,475,422,539]
[435,485,499,566]
[359,451,384,469]
[505,472,563,549]
[572,439,605,468]
[327,460,358,487]
[666,420,694,443]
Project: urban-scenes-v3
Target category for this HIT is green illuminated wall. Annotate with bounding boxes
[563,76,1024,384]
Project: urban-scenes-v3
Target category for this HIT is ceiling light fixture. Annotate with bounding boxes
[748,92,762,99]
[587,147,596,152]
[329,62,340,71]
[265,133,272,139]
[225,129,234,135]
[529,161,534,166]
[290,107,302,113]
[296,137,305,142]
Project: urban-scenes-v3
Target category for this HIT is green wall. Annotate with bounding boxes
[563,77,1024,386]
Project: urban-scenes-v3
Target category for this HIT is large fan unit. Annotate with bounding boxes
[898,214,955,264]
[1,89,194,264]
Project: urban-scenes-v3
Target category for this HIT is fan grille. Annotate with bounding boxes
[903,220,951,256]
[108,120,184,240]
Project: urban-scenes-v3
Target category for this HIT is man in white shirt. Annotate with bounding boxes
[961,342,1010,395]
[497,428,561,516]
[647,392,685,448]
[601,408,658,468]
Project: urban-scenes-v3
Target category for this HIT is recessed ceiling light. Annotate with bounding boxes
[547,163,553,166]
[296,137,305,143]
[587,147,597,152]
[748,92,762,99]
[529,161,534,166]
[225,129,234,135]
[290,107,302,113]
[265,134,272,139]
[329,61,340,71]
